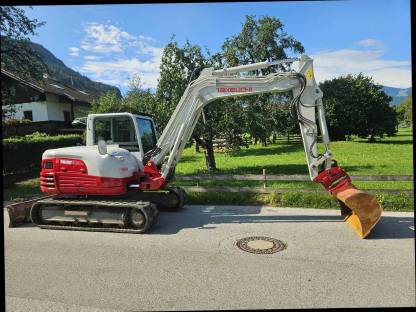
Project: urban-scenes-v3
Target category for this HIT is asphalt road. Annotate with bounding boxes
[4,205,415,311]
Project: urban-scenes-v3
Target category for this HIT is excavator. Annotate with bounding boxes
[6,55,382,238]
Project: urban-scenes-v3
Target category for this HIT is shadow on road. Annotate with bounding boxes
[152,206,415,239]
[367,217,415,239]
[6,206,414,240]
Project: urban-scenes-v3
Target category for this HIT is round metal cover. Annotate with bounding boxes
[236,236,286,254]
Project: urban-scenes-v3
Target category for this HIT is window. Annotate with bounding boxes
[93,117,139,152]
[137,117,157,153]
[94,118,112,143]
[63,111,71,123]
[23,111,33,121]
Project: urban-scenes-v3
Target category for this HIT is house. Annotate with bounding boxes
[1,68,98,123]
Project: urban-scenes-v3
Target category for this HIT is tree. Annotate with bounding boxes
[319,74,398,141]
[220,15,305,146]
[396,95,412,127]
[1,6,47,117]
[90,90,122,114]
[155,38,224,171]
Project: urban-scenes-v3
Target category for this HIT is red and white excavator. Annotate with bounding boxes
[7,55,382,238]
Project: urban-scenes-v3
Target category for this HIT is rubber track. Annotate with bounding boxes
[31,198,159,234]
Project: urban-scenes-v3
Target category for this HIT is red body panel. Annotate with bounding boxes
[40,158,166,196]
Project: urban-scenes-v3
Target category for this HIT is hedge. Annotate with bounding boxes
[3,132,83,175]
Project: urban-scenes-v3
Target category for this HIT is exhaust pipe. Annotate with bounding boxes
[314,164,382,238]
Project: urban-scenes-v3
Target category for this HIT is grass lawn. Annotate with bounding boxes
[175,128,413,176]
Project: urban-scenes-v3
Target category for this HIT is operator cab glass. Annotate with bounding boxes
[136,117,157,153]
[93,115,157,154]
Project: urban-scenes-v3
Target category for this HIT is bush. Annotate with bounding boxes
[3,132,83,175]
[2,118,32,126]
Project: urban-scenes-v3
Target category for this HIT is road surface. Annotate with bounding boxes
[4,205,415,311]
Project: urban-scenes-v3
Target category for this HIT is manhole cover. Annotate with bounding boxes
[236,236,286,254]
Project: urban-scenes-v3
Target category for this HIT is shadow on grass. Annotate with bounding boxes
[196,164,377,175]
[227,144,304,157]
[179,154,201,162]
[356,140,413,145]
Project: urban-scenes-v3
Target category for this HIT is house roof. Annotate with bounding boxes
[1,68,98,105]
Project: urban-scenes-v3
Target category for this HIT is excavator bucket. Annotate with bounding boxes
[334,184,382,238]
[314,165,382,238]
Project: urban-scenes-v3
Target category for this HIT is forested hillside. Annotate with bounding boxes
[28,41,121,97]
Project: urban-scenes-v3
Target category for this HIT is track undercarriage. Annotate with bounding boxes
[30,187,187,234]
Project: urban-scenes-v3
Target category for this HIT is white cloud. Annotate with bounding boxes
[84,55,101,61]
[75,22,164,90]
[81,58,161,89]
[354,38,383,49]
[68,47,80,56]
[311,42,411,88]
[80,22,136,54]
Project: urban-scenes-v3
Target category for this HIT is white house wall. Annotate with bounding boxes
[3,102,49,122]
[46,101,72,121]
[4,93,91,121]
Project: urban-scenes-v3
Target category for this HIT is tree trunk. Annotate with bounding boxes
[195,140,200,152]
[203,138,216,171]
[193,135,203,153]
[272,133,276,144]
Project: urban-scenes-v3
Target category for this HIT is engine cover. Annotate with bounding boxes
[40,146,140,195]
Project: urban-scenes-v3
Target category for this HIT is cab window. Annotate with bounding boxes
[94,117,140,152]
[137,117,157,153]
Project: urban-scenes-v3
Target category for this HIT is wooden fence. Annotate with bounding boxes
[174,173,414,196]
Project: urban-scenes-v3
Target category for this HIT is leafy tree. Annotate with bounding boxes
[90,90,122,114]
[1,6,47,117]
[319,74,398,141]
[396,95,412,127]
[155,39,189,130]
[155,38,224,171]
[220,15,305,146]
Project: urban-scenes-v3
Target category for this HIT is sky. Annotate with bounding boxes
[20,0,412,94]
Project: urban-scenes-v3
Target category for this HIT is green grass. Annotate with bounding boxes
[3,178,42,202]
[176,128,413,175]
[187,191,414,212]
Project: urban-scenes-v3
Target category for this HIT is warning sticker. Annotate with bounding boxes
[305,68,313,80]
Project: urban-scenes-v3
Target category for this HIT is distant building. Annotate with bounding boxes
[1,68,98,123]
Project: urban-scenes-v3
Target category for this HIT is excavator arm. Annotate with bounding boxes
[142,54,382,238]
[146,55,330,179]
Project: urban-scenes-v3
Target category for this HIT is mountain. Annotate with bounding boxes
[382,86,412,106]
[28,42,121,98]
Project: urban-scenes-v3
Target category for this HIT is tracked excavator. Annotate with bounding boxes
[7,55,382,238]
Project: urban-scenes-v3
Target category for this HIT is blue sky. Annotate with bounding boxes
[20,0,411,93]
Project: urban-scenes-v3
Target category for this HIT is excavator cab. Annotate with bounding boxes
[86,113,158,165]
